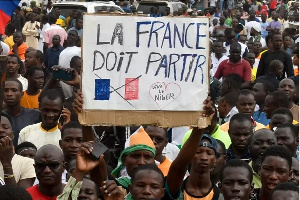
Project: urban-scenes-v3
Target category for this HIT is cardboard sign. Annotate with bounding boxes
[80,14,210,127]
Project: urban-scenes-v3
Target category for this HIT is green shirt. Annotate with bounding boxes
[182,125,231,149]
[249,161,262,189]
[225,18,232,27]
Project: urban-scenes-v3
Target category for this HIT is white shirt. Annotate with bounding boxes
[0,41,10,55]
[170,126,190,146]
[0,154,36,182]
[17,75,28,91]
[58,46,81,68]
[162,143,180,161]
[245,20,261,39]
[18,122,61,149]
[223,41,248,58]
[210,53,227,76]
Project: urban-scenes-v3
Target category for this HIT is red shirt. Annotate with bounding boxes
[214,59,252,81]
[270,0,277,9]
[27,185,57,200]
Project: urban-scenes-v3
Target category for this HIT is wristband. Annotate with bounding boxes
[4,174,14,179]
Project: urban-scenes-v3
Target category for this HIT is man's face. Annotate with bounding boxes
[290,157,299,185]
[239,35,247,44]
[6,56,20,75]
[220,167,253,200]
[272,190,299,200]
[39,97,63,128]
[77,178,99,200]
[261,14,267,22]
[212,143,226,177]
[4,81,22,107]
[251,42,262,54]
[221,78,231,96]
[213,42,223,54]
[191,144,216,173]
[59,128,83,160]
[270,114,292,131]
[226,32,236,44]
[13,32,23,45]
[229,46,241,62]
[123,150,155,177]
[245,53,255,66]
[253,83,267,105]
[0,116,14,139]
[236,94,256,116]
[34,151,64,186]
[229,120,253,151]
[25,51,38,69]
[276,64,284,78]
[278,79,296,101]
[275,127,297,155]
[259,156,290,193]
[52,35,61,46]
[71,59,81,75]
[145,126,167,156]
[67,31,78,43]
[232,19,239,28]
[283,36,291,48]
[76,19,83,30]
[28,70,44,89]
[263,95,278,119]
[272,35,283,50]
[130,170,165,200]
[218,98,229,118]
[250,130,276,160]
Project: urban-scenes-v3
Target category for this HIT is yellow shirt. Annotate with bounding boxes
[251,67,257,81]
[249,161,261,189]
[4,36,14,50]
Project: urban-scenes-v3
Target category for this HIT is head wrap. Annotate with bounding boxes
[112,126,156,184]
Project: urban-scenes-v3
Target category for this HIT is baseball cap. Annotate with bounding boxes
[199,134,217,154]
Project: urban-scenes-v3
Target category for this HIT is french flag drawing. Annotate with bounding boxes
[0,0,20,35]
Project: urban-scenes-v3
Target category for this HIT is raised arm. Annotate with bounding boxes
[166,97,214,198]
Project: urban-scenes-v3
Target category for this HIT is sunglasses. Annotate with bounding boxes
[34,162,62,171]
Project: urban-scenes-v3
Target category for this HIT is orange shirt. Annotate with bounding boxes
[158,157,172,176]
[27,185,57,200]
[20,91,41,109]
[8,43,28,61]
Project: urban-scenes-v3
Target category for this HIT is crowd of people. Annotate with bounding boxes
[0,0,299,199]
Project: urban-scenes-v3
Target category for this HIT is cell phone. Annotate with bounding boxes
[52,68,73,81]
[0,55,8,62]
[90,139,108,160]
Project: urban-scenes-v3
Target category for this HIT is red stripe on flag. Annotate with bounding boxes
[0,10,11,35]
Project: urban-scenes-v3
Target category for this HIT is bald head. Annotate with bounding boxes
[35,144,64,162]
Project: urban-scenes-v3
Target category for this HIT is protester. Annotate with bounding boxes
[270,182,299,200]
[22,13,40,49]
[249,129,277,188]
[269,108,294,131]
[3,79,41,146]
[0,185,33,200]
[18,89,64,149]
[218,92,238,124]
[211,139,227,185]
[263,91,290,120]
[219,159,254,200]
[290,157,299,185]
[255,60,283,89]
[20,67,44,109]
[43,35,63,72]
[274,123,298,158]
[214,42,251,82]
[210,40,227,76]
[6,55,28,91]
[226,113,253,162]
[9,31,28,61]
[16,142,37,159]
[27,144,65,199]
[67,16,83,37]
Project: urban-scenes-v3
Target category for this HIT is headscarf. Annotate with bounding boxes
[112,126,156,188]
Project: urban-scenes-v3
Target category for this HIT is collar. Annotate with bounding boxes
[227,145,251,162]
[40,123,58,132]
[227,58,243,64]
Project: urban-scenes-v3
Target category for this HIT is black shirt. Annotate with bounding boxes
[3,108,41,146]
[256,50,293,79]
[255,74,280,90]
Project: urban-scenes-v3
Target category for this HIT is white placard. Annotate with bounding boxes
[82,15,209,111]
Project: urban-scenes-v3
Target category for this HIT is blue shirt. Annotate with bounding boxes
[252,110,270,126]
[67,27,83,37]
[44,45,64,72]
[260,22,269,38]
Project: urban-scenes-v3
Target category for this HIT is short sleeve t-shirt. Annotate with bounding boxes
[27,185,58,200]
[0,154,36,182]
[20,90,41,109]
[18,122,61,149]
